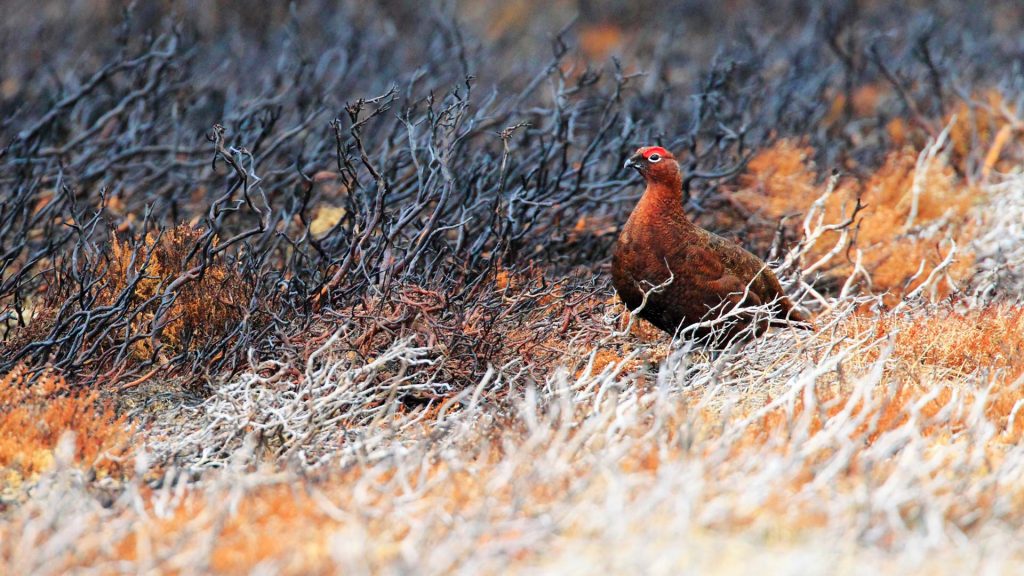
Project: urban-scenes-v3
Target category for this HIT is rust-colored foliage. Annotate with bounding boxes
[890,306,1024,379]
[840,305,1024,380]
[5,3,1024,572]
[578,23,624,59]
[735,140,821,219]
[825,82,892,126]
[735,140,976,302]
[742,305,1024,452]
[946,90,1021,177]
[103,224,250,359]
[0,364,131,484]
[111,487,338,573]
[850,306,1024,441]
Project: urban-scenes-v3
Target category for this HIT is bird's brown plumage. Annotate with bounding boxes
[612,146,810,344]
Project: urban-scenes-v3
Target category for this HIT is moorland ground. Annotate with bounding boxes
[3,1,1024,573]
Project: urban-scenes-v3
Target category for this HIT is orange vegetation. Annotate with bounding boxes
[852,305,1024,380]
[946,90,1021,177]
[104,224,250,358]
[735,139,976,302]
[0,364,130,484]
[825,82,891,126]
[114,490,340,573]
[743,305,1024,451]
[578,23,624,59]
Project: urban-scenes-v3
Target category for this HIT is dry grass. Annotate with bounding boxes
[5,291,1024,573]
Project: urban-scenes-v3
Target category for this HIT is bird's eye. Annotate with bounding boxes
[647,154,662,163]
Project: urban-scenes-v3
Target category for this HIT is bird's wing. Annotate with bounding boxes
[671,243,762,306]
[672,243,725,280]
[703,233,812,324]
[705,233,780,294]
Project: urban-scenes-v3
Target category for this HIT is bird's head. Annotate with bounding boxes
[624,146,680,184]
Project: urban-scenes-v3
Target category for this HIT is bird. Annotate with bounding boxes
[612,145,811,345]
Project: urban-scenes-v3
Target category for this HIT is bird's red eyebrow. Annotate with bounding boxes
[642,146,669,158]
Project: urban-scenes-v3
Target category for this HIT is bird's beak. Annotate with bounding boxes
[623,155,643,171]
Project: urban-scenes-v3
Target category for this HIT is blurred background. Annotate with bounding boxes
[4,0,1024,168]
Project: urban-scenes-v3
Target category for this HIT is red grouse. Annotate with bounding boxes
[612,146,810,344]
